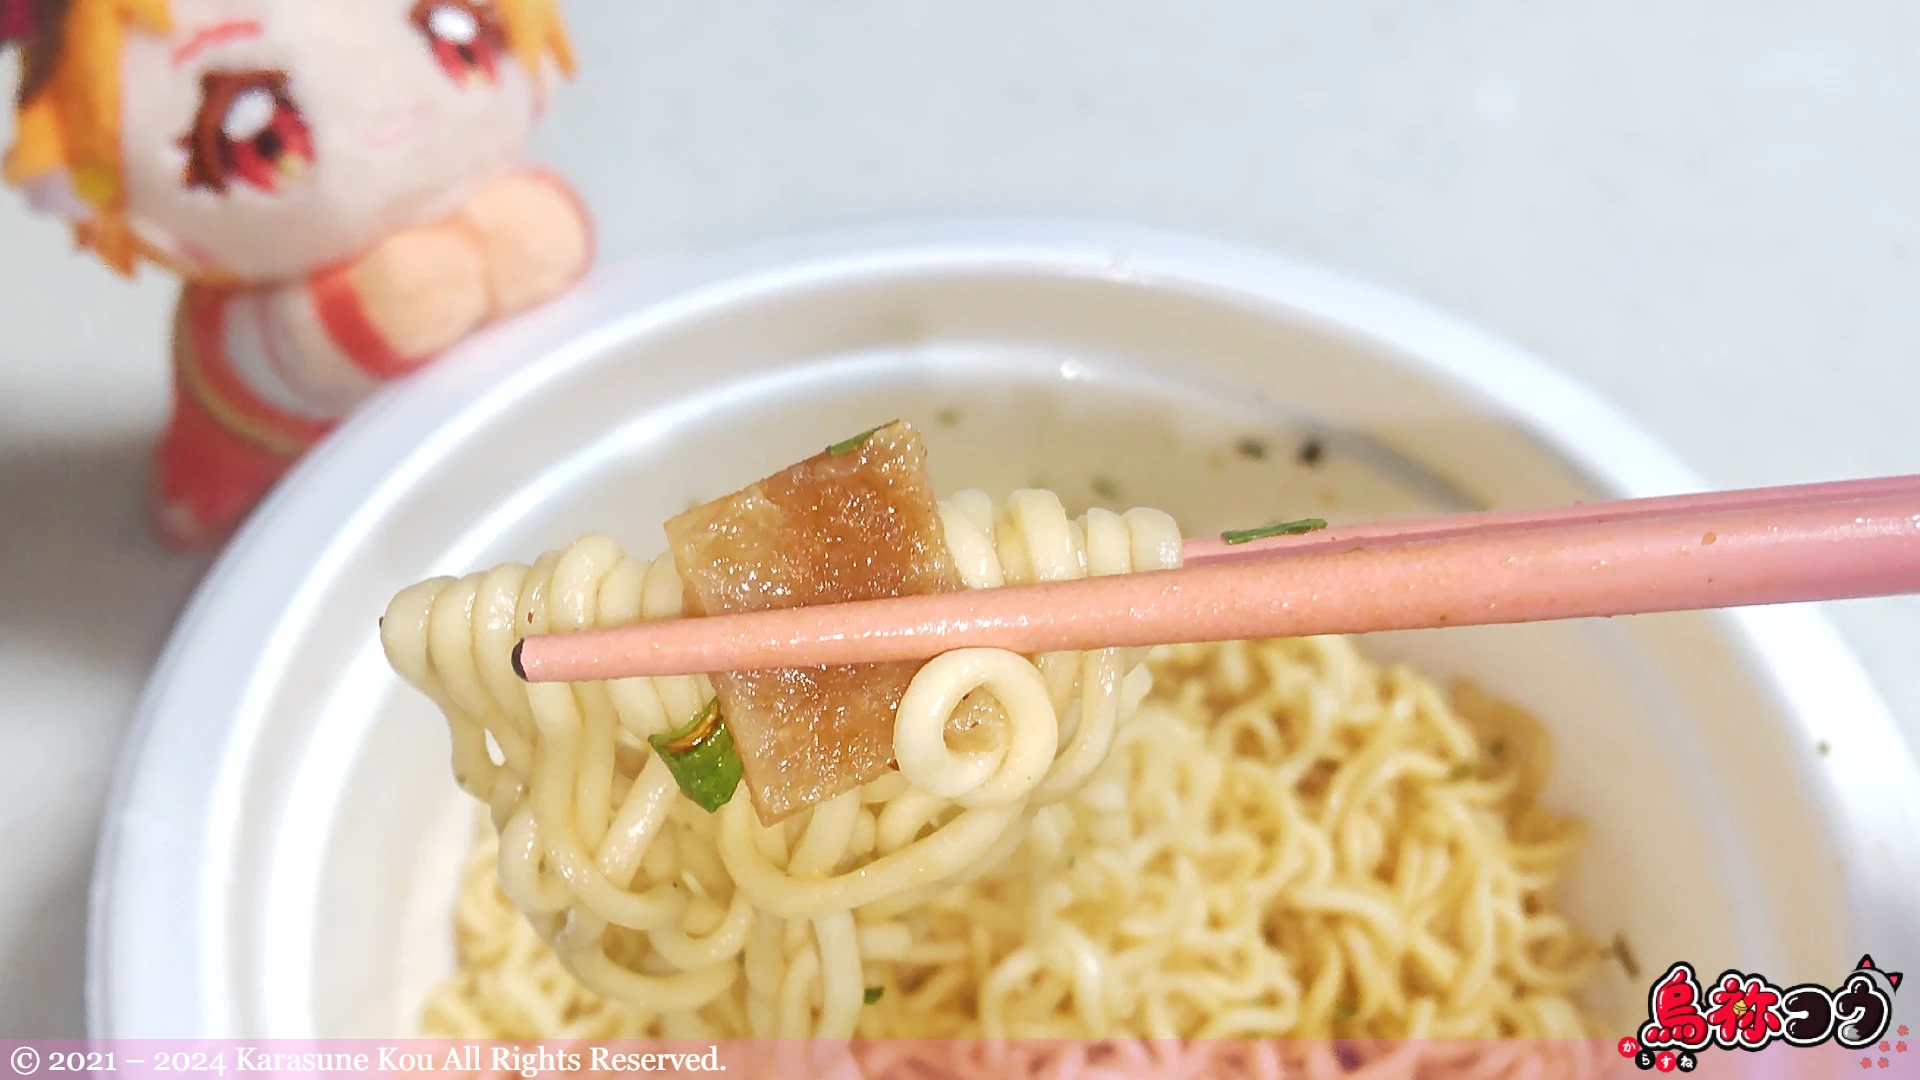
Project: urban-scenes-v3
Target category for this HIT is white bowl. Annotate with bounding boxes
[89,220,1920,1041]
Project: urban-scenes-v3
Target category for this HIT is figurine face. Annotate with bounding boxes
[117,0,540,282]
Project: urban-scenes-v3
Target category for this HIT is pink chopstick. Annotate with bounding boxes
[1180,473,1920,565]
[512,477,1920,682]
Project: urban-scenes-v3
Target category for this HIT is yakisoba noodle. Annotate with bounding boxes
[385,489,1183,1037]
[390,489,1599,1053]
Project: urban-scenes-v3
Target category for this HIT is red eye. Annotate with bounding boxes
[412,0,505,85]
[180,71,314,194]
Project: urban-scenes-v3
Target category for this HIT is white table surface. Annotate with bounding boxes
[3,0,1917,1036]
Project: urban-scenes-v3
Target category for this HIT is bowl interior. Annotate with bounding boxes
[95,235,1912,1043]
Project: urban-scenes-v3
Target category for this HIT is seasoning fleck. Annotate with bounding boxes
[1610,932,1641,979]
[1090,475,1121,501]
[935,407,962,427]
[1296,438,1326,467]
[1817,740,1831,757]
[1235,437,1268,461]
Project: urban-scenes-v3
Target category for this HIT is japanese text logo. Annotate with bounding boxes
[1618,954,1904,1071]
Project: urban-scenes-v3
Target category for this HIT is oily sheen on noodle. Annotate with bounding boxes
[385,488,1190,1037]
[382,422,1595,1049]
[410,630,1595,1041]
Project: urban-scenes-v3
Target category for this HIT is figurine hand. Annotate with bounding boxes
[457,170,593,316]
[342,222,491,362]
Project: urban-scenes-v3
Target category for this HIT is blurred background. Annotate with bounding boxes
[3,0,1918,1035]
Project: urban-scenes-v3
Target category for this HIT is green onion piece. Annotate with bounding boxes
[1220,517,1329,545]
[1610,932,1641,979]
[1333,1003,1358,1022]
[827,424,887,456]
[864,987,885,1004]
[648,699,743,813]
[1446,762,1476,782]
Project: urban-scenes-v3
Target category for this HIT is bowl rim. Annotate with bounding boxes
[87,216,1917,1036]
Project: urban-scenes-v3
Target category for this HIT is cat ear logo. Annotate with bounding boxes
[1835,955,1901,1051]
[1857,954,1903,992]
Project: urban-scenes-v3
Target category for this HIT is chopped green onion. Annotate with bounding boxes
[1220,518,1328,545]
[827,424,887,456]
[649,699,742,813]
[1446,762,1476,782]
[1333,1003,1358,1022]
[864,986,885,1004]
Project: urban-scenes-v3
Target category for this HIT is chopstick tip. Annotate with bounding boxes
[511,638,528,681]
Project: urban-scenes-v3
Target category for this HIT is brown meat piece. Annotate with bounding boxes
[663,421,962,823]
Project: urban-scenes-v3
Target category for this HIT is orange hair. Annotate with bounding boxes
[6,0,171,273]
[4,0,574,277]
[495,0,576,82]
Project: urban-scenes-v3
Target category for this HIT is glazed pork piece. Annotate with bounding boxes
[663,421,962,823]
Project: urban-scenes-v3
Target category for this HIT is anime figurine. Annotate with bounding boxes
[2,0,592,547]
